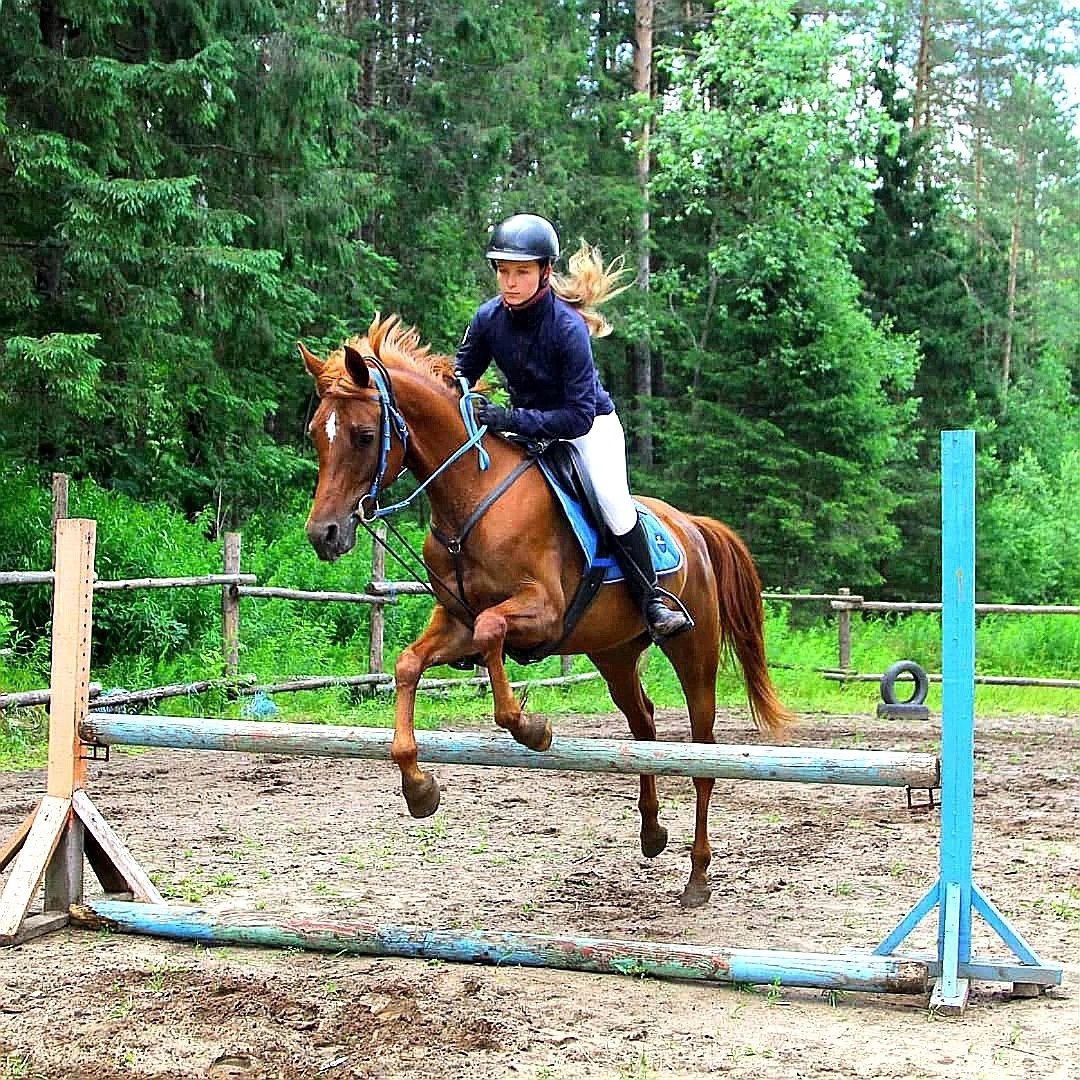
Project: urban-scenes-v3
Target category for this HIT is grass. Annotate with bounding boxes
[0,608,1076,768]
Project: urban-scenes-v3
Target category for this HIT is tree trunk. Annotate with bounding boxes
[632,0,654,466]
[1002,127,1030,398]
[912,0,932,135]
[39,0,66,50]
[972,11,987,256]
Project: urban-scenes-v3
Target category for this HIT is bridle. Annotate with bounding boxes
[355,354,411,523]
[351,355,491,524]
[336,357,541,627]
[339,356,533,628]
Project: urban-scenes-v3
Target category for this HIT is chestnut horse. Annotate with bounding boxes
[302,315,791,907]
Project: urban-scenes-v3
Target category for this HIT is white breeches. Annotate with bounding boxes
[568,411,639,536]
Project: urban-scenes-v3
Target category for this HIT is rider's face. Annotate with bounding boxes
[495,260,543,306]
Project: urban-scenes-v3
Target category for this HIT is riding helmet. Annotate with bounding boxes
[486,214,560,264]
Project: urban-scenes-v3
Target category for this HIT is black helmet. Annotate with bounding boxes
[486,214,560,263]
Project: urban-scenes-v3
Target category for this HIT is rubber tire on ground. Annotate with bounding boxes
[880,659,930,706]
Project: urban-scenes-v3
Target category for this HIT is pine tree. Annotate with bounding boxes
[0,2,374,523]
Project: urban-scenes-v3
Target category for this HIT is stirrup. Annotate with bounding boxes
[645,590,694,642]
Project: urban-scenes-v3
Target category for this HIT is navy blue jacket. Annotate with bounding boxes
[455,290,615,440]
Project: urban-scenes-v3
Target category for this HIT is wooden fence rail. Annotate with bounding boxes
[823,671,1080,690]
[832,599,1080,616]
[0,572,256,590]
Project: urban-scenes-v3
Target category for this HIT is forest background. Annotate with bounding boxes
[0,0,1077,716]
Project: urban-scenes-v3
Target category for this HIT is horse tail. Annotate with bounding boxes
[690,515,794,737]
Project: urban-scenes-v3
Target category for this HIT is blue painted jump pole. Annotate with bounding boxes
[874,431,1062,1010]
[69,901,928,995]
[80,715,940,789]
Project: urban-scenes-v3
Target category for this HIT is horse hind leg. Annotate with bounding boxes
[590,641,668,859]
[662,623,721,909]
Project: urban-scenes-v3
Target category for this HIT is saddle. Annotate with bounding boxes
[535,440,609,544]
[531,441,683,586]
[446,439,683,666]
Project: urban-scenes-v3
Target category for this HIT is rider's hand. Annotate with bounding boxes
[473,400,514,432]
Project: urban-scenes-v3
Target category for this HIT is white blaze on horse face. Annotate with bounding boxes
[325,409,338,446]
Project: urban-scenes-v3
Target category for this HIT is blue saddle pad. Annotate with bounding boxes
[537,460,684,583]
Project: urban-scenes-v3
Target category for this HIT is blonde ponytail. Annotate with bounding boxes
[551,241,632,338]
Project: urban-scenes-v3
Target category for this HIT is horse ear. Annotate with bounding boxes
[297,341,323,380]
[343,344,371,388]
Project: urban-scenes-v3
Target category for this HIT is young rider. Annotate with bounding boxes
[454,212,691,641]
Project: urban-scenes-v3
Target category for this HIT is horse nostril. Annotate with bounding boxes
[323,522,339,548]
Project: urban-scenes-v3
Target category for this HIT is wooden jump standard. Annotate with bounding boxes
[0,432,1063,1011]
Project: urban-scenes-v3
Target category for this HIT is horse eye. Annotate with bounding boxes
[351,429,376,449]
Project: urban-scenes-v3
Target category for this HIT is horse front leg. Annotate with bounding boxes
[392,604,476,818]
[473,594,557,753]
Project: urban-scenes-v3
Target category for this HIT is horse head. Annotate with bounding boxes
[300,330,407,561]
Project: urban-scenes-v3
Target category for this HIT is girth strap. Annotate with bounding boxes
[430,454,539,608]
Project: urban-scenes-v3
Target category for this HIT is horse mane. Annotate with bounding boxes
[320,313,458,396]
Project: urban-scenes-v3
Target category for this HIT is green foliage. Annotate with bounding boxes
[73,481,223,659]
[0,0,1076,692]
[3,334,103,413]
[646,0,920,587]
[0,463,221,662]
[0,600,14,652]
[0,462,55,654]
[979,444,1080,603]
[0,0,378,521]
[976,612,1080,679]
[850,0,1079,598]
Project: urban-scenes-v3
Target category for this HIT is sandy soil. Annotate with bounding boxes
[0,706,1077,1080]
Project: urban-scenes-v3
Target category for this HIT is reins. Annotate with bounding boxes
[357,362,492,524]
[352,365,535,628]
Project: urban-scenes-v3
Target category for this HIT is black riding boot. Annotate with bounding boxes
[613,516,693,641]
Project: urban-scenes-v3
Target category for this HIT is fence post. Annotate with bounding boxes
[51,473,69,564]
[838,586,852,671]
[222,533,242,678]
[369,524,386,675]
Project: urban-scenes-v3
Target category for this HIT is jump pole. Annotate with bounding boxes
[0,431,1064,1008]
[79,715,940,789]
[68,901,927,994]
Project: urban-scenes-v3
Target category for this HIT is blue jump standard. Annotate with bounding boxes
[80,715,939,789]
[872,432,1062,1007]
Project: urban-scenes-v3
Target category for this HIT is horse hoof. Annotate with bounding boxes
[679,882,711,909]
[640,826,668,859]
[403,774,440,818]
[514,715,552,753]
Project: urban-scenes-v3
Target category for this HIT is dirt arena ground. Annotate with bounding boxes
[1,706,1077,1079]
